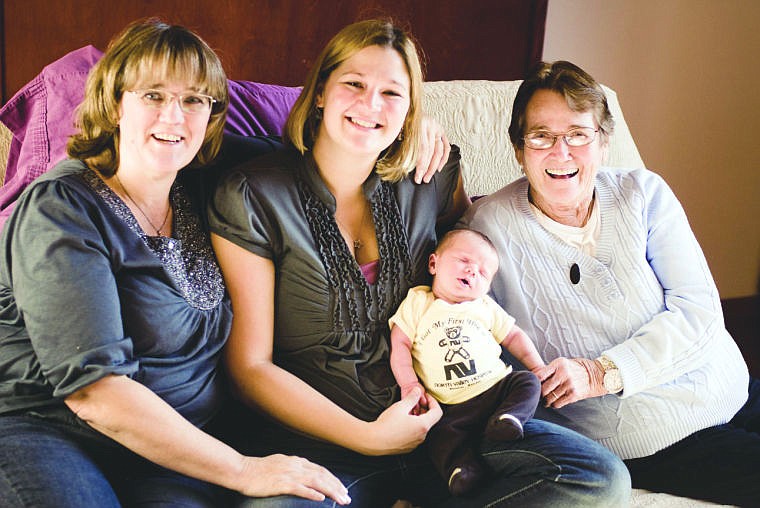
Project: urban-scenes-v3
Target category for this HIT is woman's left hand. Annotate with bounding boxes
[533,357,606,408]
[414,115,451,183]
[363,386,443,455]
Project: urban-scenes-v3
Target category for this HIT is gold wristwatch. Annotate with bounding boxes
[596,355,623,394]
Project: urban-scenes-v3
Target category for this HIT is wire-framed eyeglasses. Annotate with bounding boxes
[523,127,599,150]
[127,89,217,114]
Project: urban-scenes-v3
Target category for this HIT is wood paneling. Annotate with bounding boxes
[1,0,547,103]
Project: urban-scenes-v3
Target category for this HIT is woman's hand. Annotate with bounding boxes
[65,375,350,503]
[399,381,431,416]
[414,115,451,184]
[363,387,442,455]
[236,454,350,504]
[533,357,606,408]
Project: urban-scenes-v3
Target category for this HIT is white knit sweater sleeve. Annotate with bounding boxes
[602,169,745,396]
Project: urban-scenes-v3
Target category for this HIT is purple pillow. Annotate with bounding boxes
[0,45,103,228]
[225,80,302,137]
[0,45,302,231]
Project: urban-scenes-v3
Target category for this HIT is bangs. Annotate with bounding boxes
[124,53,210,93]
[120,36,225,100]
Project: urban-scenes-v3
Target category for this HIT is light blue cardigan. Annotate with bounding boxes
[461,167,748,459]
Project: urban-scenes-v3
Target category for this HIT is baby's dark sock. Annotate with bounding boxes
[448,460,487,496]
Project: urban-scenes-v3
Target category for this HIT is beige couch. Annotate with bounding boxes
[0,80,734,507]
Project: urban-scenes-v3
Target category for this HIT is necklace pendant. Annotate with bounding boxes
[353,239,363,251]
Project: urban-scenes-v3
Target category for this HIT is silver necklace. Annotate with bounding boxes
[335,203,369,253]
[115,173,171,236]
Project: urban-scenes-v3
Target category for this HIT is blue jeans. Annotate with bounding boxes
[234,418,631,507]
[625,377,760,506]
[0,408,228,507]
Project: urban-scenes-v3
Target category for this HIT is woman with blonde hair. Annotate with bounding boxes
[210,19,630,506]
[0,19,348,507]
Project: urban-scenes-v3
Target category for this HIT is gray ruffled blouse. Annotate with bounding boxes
[209,147,461,421]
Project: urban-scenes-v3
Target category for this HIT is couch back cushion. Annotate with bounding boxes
[422,80,644,196]
[0,46,645,228]
[0,45,103,227]
[0,46,300,229]
[226,80,302,137]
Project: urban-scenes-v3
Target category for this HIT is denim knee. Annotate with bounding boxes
[583,446,631,506]
[476,419,631,507]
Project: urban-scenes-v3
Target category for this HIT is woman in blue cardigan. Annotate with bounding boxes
[461,60,759,506]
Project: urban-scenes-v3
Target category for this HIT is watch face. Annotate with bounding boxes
[604,369,623,393]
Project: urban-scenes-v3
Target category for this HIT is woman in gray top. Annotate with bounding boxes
[209,19,631,507]
[0,19,348,507]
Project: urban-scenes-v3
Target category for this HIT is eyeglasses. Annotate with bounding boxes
[523,127,598,150]
[127,89,217,114]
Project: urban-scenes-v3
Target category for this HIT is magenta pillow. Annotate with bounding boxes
[0,45,302,231]
[225,80,301,137]
[0,45,103,228]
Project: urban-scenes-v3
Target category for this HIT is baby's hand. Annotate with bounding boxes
[400,382,428,415]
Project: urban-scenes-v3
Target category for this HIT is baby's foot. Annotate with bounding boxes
[448,461,486,496]
[484,413,524,441]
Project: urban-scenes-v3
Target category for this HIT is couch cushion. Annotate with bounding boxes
[422,80,645,197]
[0,49,645,229]
[0,45,103,228]
[0,45,301,230]
[226,80,301,137]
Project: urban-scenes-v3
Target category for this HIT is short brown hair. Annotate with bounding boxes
[509,60,615,150]
[67,18,229,176]
[284,19,424,182]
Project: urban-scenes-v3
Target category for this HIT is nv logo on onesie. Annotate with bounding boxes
[440,325,477,380]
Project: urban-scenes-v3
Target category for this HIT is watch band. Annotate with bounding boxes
[597,355,617,372]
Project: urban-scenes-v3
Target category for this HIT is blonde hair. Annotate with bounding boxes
[67,18,229,176]
[284,19,424,182]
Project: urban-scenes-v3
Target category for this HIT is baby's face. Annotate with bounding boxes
[429,232,499,304]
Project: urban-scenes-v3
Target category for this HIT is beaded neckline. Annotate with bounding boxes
[82,167,225,311]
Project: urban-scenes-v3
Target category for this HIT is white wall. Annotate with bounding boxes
[543,0,760,299]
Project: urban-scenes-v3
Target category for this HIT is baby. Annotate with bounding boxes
[389,228,544,496]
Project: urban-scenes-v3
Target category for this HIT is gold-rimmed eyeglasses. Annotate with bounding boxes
[127,89,217,114]
[523,127,598,150]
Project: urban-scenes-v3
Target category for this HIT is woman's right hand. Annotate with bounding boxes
[363,387,443,455]
[237,454,351,505]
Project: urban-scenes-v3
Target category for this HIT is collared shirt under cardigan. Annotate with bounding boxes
[460,167,748,460]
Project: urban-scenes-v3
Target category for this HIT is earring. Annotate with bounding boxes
[397,130,404,141]
[315,106,323,121]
